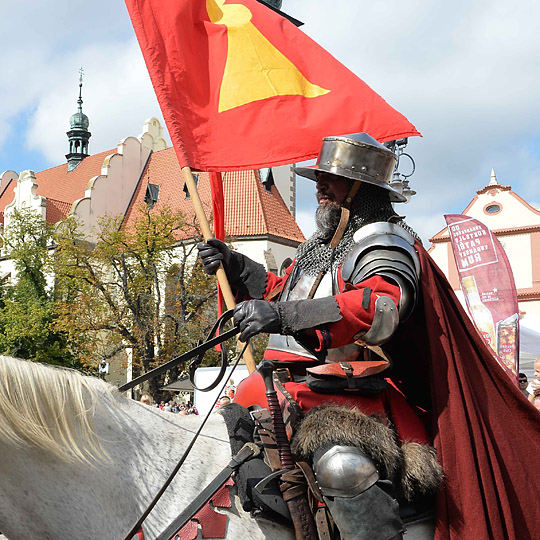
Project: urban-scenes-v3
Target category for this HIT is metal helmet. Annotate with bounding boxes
[295,133,405,203]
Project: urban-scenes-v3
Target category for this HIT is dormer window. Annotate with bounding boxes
[145,183,160,209]
[184,174,198,199]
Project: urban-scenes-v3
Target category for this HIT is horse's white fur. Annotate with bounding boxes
[0,356,433,540]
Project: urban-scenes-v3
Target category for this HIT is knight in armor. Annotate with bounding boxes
[198,130,540,540]
[198,133,443,540]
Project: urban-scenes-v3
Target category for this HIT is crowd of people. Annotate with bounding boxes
[138,379,236,414]
[140,394,199,415]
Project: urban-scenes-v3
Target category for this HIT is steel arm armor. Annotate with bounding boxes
[341,222,420,345]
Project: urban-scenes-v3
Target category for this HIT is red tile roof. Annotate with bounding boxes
[0,149,115,224]
[0,145,304,244]
[46,198,74,224]
[123,147,305,243]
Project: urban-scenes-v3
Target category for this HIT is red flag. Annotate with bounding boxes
[445,214,520,378]
[125,0,421,171]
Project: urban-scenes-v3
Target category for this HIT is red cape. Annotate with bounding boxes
[386,242,540,540]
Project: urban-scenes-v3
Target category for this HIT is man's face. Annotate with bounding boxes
[315,172,352,207]
[519,375,528,389]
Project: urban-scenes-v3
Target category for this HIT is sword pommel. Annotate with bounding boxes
[258,360,277,393]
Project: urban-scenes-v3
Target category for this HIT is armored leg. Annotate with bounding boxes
[313,445,404,540]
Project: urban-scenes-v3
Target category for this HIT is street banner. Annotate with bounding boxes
[124,0,420,172]
[445,214,519,376]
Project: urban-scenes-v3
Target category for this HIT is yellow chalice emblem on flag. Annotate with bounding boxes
[207,0,330,112]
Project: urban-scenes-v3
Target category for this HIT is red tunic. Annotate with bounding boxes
[234,260,431,445]
[235,245,540,540]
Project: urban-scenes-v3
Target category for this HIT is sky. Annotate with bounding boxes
[2,0,540,244]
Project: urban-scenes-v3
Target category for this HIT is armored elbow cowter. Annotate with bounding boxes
[341,222,421,345]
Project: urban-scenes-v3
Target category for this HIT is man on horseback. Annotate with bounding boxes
[198,133,540,540]
[198,133,442,540]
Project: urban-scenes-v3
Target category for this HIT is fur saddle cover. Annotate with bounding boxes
[290,406,444,502]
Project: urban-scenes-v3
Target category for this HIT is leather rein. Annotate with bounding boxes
[121,310,246,540]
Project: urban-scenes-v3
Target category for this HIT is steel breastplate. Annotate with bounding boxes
[267,267,363,362]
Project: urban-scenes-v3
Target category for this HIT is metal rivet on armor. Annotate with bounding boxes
[351,165,355,170]
[361,166,367,172]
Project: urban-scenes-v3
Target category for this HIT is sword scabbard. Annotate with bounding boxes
[258,361,318,540]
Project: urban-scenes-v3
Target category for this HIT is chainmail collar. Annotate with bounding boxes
[295,183,420,276]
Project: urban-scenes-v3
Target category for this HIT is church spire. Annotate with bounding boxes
[66,68,91,172]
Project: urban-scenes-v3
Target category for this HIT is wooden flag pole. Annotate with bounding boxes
[182,166,257,374]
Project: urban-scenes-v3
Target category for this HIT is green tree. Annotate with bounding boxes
[53,205,220,396]
[0,209,80,366]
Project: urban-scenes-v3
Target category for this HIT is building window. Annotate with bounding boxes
[145,183,160,209]
[279,257,293,276]
[484,203,502,215]
[184,174,198,199]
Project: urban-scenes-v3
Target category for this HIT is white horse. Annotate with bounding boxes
[0,356,434,540]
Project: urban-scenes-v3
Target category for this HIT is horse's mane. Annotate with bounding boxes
[0,355,117,463]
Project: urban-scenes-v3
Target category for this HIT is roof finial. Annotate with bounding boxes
[66,68,91,171]
[489,168,498,185]
[77,67,84,112]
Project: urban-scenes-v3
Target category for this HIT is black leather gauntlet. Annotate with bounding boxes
[233,297,341,342]
[197,239,267,299]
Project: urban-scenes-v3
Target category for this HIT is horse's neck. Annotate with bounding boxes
[109,399,232,506]
[0,393,232,540]
[93,397,234,537]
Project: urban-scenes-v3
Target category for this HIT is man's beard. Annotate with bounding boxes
[315,202,341,240]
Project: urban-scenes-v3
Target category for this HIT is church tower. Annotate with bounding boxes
[66,69,91,172]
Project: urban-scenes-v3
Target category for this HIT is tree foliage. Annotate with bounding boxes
[53,205,220,395]
[0,209,80,367]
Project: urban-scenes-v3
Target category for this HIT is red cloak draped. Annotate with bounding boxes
[386,242,540,540]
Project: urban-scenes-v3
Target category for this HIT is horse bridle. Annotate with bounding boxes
[120,310,246,540]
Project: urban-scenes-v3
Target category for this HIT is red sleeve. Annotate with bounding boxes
[313,274,401,350]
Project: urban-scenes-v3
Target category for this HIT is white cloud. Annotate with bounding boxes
[26,40,163,163]
[287,0,540,238]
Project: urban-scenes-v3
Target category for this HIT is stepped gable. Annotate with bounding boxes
[0,149,114,224]
[35,149,114,213]
[123,147,305,243]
